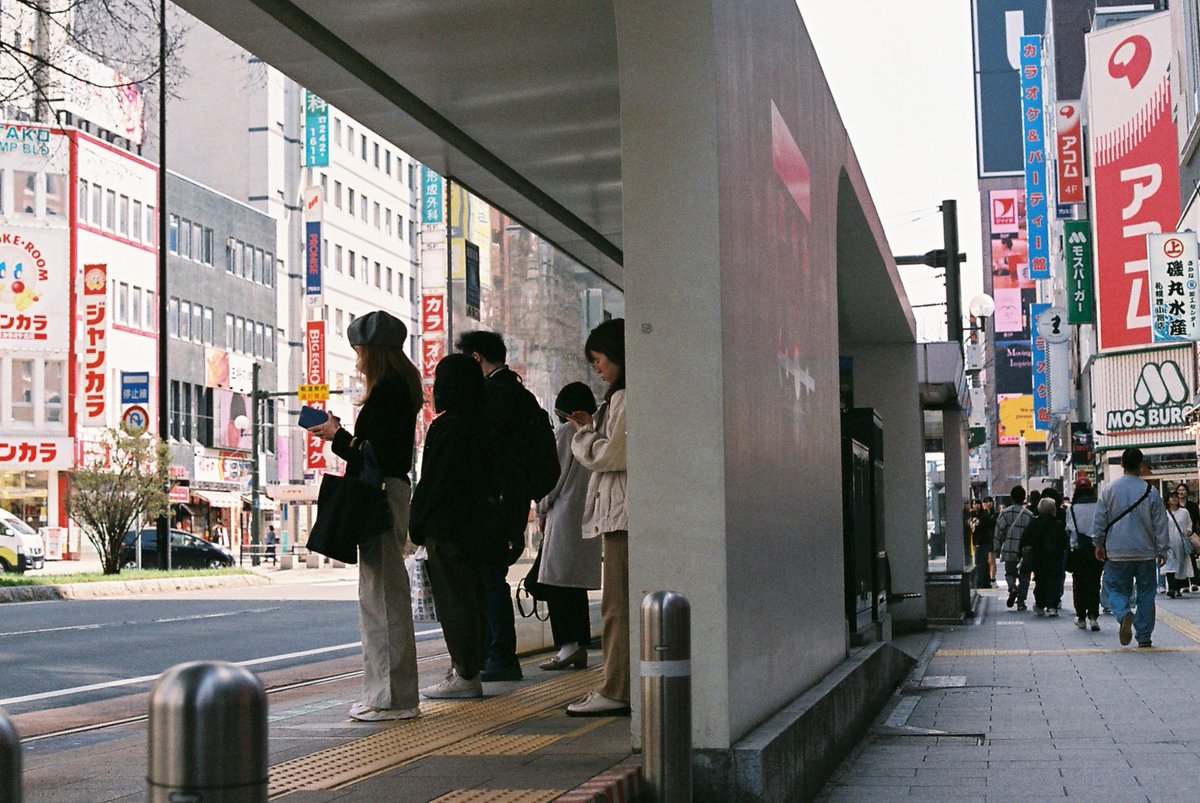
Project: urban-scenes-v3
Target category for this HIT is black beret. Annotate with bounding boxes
[347,310,408,347]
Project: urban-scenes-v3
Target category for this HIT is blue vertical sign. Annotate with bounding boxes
[1020,35,1050,280]
[303,90,329,168]
[1030,302,1050,430]
[421,166,444,224]
[464,241,480,321]
[305,220,321,297]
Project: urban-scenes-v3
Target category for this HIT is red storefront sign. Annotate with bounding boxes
[305,320,327,471]
[1,437,73,470]
[81,263,108,425]
[421,294,445,334]
[1087,14,1181,351]
[1055,101,1084,204]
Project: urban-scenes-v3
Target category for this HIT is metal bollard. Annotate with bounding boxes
[640,590,692,803]
[1,707,21,803]
[147,661,268,802]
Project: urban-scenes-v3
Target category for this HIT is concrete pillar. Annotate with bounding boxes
[943,408,969,575]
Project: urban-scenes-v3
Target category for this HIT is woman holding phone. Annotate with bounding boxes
[535,382,601,671]
[566,319,630,717]
[308,310,423,722]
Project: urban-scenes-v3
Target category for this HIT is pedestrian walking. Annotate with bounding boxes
[970,500,993,589]
[1163,488,1194,597]
[994,486,1034,611]
[1093,448,1169,648]
[1067,477,1102,631]
[534,382,601,671]
[565,319,630,717]
[265,525,278,565]
[307,310,423,721]
[1174,482,1200,591]
[411,353,491,700]
[1020,497,1068,617]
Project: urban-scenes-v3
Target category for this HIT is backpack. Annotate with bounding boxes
[515,387,561,501]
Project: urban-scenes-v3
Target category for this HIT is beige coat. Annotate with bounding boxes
[571,389,628,538]
[535,422,602,588]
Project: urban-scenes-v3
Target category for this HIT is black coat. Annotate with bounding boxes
[331,373,417,482]
[482,366,536,501]
[1020,515,1069,566]
[410,407,488,547]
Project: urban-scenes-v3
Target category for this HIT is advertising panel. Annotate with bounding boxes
[1055,101,1084,204]
[1047,339,1071,414]
[1147,232,1199,342]
[0,436,73,471]
[1086,13,1180,350]
[448,183,492,285]
[303,90,329,167]
[304,187,322,299]
[1030,302,1050,430]
[421,294,445,334]
[304,321,326,471]
[989,190,1033,290]
[421,165,444,224]
[995,340,1033,393]
[1020,36,1050,280]
[57,47,144,145]
[0,225,70,351]
[971,0,1048,177]
[1071,422,1095,479]
[1091,344,1194,450]
[1064,220,1095,324]
[80,263,108,426]
[997,393,1047,445]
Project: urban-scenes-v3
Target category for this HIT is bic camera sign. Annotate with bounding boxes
[1105,360,1190,432]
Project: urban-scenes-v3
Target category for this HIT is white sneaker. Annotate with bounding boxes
[1048,608,1059,617]
[421,669,483,699]
[1089,617,1100,632]
[348,702,421,722]
[565,690,631,717]
[1074,617,1086,629]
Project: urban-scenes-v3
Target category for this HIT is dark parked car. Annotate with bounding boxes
[120,528,236,569]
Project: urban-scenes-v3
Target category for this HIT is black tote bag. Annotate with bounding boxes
[305,473,391,564]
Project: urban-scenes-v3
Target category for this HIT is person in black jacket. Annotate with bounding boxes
[1020,497,1070,617]
[412,353,491,699]
[456,330,536,682]
[308,310,422,722]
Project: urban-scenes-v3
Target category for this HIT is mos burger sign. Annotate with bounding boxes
[1093,345,1195,447]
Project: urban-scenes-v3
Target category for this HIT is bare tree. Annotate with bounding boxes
[67,428,170,574]
[0,0,187,126]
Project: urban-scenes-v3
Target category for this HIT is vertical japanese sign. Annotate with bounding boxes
[421,166,444,224]
[304,321,326,471]
[419,294,445,429]
[464,241,480,321]
[1086,12,1180,351]
[1064,220,1094,324]
[1055,101,1084,204]
[1020,35,1050,280]
[81,263,108,426]
[304,187,322,299]
[1147,232,1200,342]
[1030,301,1050,430]
[303,90,329,167]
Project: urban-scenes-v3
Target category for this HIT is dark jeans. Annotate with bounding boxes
[1004,559,1030,603]
[482,496,532,672]
[543,584,591,648]
[1071,552,1103,619]
[426,536,487,679]
[974,547,991,588]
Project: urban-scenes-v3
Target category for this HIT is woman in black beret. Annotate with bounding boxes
[309,310,423,721]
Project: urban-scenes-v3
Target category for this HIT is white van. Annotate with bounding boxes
[0,508,45,573]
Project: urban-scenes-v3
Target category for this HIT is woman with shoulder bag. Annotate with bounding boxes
[534,382,602,671]
[1164,488,1194,597]
[1067,478,1102,631]
[308,310,422,722]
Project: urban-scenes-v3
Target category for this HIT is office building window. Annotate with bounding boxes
[252,248,262,284]
[45,361,64,424]
[334,180,342,209]
[360,194,367,221]
[182,382,193,441]
[178,217,192,258]
[385,208,392,234]
[131,287,143,329]
[373,141,380,168]
[225,313,234,347]
[255,322,264,357]
[387,267,393,294]
[14,171,36,215]
[335,244,343,272]
[265,252,275,287]
[204,307,213,344]
[374,261,381,288]
[334,117,341,146]
[361,255,368,281]
[191,303,202,342]
[348,249,356,278]
[347,188,355,214]
[266,327,276,362]
[347,123,355,148]
[409,220,416,245]
[397,214,404,239]
[385,150,392,175]
[116,282,129,324]
[132,200,143,241]
[410,277,416,299]
[145,205,156,245]
[168,215,179,254]
[146,290,156,331]
[197,385,213,447]
[105,190,116,230]
[179,300,191,340]
[398,273,405,298]
[335,308,344,336]
[46,174,66,217]
[118,195,129,235]
[373,201,380,228]
[168,297,179,337]
[201,227,213,265]
[78,180,89,222]
[91,184,102,223]
[408,163,417,189]
[169,380,181,440]
[11,359,33,423]
[192,222,203,260]
[361,133,367,160]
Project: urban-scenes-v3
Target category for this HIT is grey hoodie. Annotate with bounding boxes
[1091,474,1169,561]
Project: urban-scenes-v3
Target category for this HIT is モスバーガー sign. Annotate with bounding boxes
[1091,344,1194,450]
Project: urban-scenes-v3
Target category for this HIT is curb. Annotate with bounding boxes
[0,573,272,604]
[558,761,641,802]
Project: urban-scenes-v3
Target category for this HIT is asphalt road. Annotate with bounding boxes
[0,589,444,717]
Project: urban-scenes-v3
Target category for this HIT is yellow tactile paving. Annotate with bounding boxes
[434,733,562,755]
[1156,608,1200,643]
[936,646,1200,657]
[430,791,562,802]
[268,667,601,798]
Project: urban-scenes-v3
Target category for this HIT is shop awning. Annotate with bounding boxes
[243,494,278,511]
[191,490,244,509]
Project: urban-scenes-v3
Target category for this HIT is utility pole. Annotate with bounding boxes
[895,200,966,343]
[155,0,170,570]
[250,362,262,565]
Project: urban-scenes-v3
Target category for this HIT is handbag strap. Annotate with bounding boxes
[1104,484,1152,536]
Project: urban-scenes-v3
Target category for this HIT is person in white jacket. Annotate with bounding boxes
[565,319,629,717]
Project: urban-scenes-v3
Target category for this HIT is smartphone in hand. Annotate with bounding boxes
[298,405,328,429]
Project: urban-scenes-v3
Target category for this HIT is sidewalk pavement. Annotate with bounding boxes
[818,585,1200,802]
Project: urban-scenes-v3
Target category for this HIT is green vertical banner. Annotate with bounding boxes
[1064,220,1094,324]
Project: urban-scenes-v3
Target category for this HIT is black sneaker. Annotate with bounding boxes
[1016,602,1027,611]
[1007,591,1016,608]
[1119,612,1134,646]
[480,664,523,682]
[1138,641,1153,649]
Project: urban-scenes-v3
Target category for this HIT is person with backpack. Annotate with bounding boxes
[994,486,1034,611]
[565,319,630,717]
[1020,497,1069,617]
[456,330,561,683]
[1067,477,1102,631]
[1093,448,1169,648]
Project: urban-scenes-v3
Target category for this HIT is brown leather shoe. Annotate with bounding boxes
[539,647,587,671]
